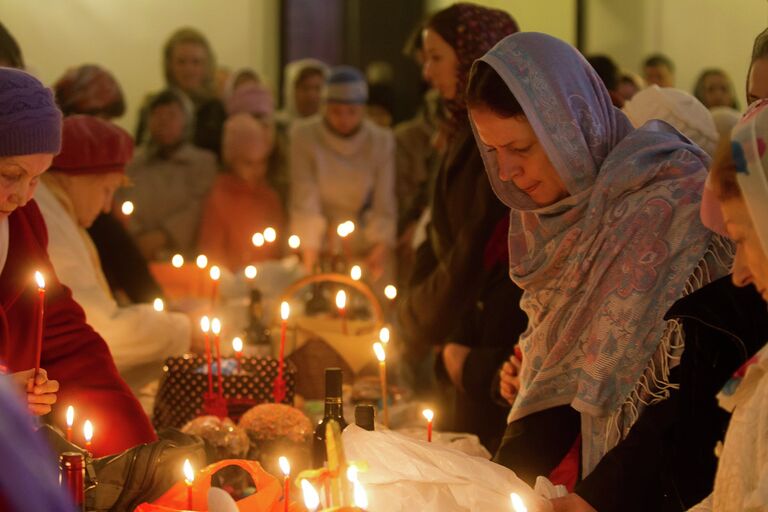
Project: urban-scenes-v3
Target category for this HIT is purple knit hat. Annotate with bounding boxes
[0,68,62,157]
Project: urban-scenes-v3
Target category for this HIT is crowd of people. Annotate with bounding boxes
[1,2,768,510]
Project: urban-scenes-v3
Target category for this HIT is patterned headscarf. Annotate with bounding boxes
[470,33,722,447]
[54,65,125,119]
[427,2,518,120]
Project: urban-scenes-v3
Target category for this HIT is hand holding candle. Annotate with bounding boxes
[373,342,389,428]
[183,459,195,510]
[279,456,291,512]
[422,408,434,442]
[83,420,93,450]
[336,290,348,335]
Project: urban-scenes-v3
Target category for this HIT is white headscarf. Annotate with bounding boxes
[279,59,329,120]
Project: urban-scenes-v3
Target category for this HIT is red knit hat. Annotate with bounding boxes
[51,115,133,175]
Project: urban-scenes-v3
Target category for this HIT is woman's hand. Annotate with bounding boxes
[11,368,59,416]
[442,343,471,391]
[550,494,597,512]
[500,353,522,405]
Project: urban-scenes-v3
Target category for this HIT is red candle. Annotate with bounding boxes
[65,405,74,442]
[232,337,243,374]
[335,290,348,335]
[211,318,224,398]
[195,255,208,297]
[200,316,213,396]
[422,409,434,442]
[273,302,290,403]
[209,265,221,313]
[83,420,93,450]
[279,456,291,512]
[183,459,195,510]
[33,271,46,381]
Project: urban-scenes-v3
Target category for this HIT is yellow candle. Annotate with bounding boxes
[373,342,388,427]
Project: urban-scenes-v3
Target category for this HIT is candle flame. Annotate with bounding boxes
[353,481,368,508]
[232,337,243,353]
[171,254,184,268]
[280,301,290,321]
[350,265,362,281]
[244,265,257,279]
[209,265,221,281]
[152,298,164,312]
[65,405,74,428]
[510,493,527,512]
[251,232,265,247]
[121,201,134,216]
[384,285,397,300]
[422,408,434,422]
[278,456,290,476]
[34,271,45,290]
[335,290,347,310]
[379,326,390,344]
[195,255,208,269]
[263,227,277,243]
[346,465,359,482]
[301,480,320,510]
[183,459,195,484]
[288,235,301,249]
[83,420,93,442]
[211,317,221,335]
[200,316,210,333]
[373,342,386,362]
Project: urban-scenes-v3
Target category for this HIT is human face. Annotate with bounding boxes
[747,57,768,105]
[422,28,459,100]
[700,73,734,108]
[0,154,53,218]
[471,107,569,207]
[169,42,208,94]
[62,173,124,228]
[295,72,325,118]
[643,65,674,88]
[148,102,186,148]
[722,198,768,301]
[324,103,365,136]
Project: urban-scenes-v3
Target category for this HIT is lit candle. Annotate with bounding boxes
[65,405,74,442]
[83,419,93,450]
[195,254,208,270]
[152,298,164,312]
[279,456,291,512]
[211,317,223,398]
[274,301,290,403]
[183,459,195,510]
[379,326,390,345]
[252,232,265,247]
[171,254,184,268]
[510,492,527,512]
[196,255,208,297]
[33,271,45,382]
[209,265,221,312]
[336,290,348,335]
[336,221,355,264]
[120,200,134,216]
[200,316,213,396]
[350,265,362,281]
[384,285,397,301]
[264,227,277,244]
[244,265,257,280]
[347,465,368,509]
[288,235,301,250]
[232,337,243,373]
[422,409,434,442]
[373,342,389,428]
[301,479,320,512]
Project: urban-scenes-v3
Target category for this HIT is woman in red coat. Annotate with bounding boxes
[0,67,156,456]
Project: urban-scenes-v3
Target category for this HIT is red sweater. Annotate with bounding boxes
[0,200,156,457]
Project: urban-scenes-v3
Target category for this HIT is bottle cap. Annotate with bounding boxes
[325,367,343,398]
[355,405,375,431]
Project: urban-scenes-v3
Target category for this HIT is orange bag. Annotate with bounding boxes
[135,459,304,512]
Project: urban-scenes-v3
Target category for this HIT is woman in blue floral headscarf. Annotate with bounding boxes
[467,33,732,511]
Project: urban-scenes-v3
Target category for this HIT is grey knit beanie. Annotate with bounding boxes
[0,68,62,157]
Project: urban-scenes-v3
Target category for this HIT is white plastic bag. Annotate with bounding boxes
[343,425,554,512]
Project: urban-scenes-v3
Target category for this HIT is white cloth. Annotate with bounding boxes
[623,85,720,156]
[0,218,8,277]
[34,181,191,373]
[690,344,768,511]
[289,117,397,250]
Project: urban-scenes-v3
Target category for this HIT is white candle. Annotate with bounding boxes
[152,298,164,312]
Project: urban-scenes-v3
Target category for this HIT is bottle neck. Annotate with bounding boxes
[324,398,344,419]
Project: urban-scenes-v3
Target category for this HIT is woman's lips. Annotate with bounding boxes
[522,183,540,195]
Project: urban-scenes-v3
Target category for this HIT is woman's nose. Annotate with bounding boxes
[732,247,754,288]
